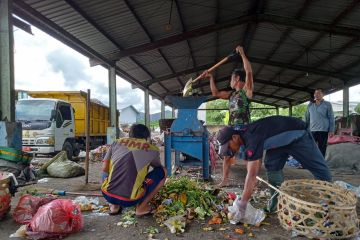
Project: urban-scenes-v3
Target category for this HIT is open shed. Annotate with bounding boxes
[1,0,360,126]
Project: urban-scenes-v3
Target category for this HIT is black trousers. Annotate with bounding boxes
[311,131,328,157]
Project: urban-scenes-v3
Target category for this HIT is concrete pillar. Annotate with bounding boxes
[161,100,165,119]
[0,0,15,121]
[289,104,293,116]
[144,89,150,128]
[172,107,176,118]
[276,107,279,116]
[109,66,117,127]
[343,86,349,117]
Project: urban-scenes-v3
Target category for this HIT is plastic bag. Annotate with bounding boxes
[228,196,265,226]
[47,151,85,178]
[164,215,186,234]
[73,196,99,211]
[26,199,83,239]
[334,181,360,198]
[12,194,56,224]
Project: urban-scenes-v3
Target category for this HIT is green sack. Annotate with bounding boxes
[0,146,32,164]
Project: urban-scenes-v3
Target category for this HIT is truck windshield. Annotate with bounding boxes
[16,100,56,121]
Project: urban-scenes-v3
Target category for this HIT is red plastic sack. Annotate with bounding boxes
[12,194,56,224]
[27,199,83,239]
[328,135,360,145]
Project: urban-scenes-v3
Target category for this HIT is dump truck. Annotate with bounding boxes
[15,91,115,159]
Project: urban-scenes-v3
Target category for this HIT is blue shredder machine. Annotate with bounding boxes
[164,96,209,180]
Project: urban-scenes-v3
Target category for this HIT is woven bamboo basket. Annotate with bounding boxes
[277,179,359,239]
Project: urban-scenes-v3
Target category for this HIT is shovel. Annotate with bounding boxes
[182,50,241,96]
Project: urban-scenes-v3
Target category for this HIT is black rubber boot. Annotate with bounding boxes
[266,170,284,213]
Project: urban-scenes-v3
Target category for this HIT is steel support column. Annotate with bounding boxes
[0,0,15,121]
[289,104,293,116]
[343,86,349,117]
[161,100,165,119]
[144,89,150,128]
[172,108,176,118]
[109,66,117,128]
[276,107,279,115]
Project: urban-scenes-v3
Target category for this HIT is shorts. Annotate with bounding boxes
[102,167,165,207]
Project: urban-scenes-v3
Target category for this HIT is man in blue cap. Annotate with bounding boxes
[216,116,332,217]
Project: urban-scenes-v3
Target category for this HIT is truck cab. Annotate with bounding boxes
[16,98,77,159]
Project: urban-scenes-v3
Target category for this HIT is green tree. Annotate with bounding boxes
[250,102,276,121]
[355,103,360,114]
[206,99,228,124]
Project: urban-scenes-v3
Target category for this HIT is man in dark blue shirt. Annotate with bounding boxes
[217,116,332,218]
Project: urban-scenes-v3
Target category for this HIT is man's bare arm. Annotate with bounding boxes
[201,70,231,99]
[241,159,262,202]
[236,46,253,99]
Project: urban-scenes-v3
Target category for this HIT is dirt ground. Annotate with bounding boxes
[1,149,359,240]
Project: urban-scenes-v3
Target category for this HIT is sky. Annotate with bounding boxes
[13,26,171,114]
[13,25,360,112]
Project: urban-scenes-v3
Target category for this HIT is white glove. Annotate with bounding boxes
[228,199,247,224]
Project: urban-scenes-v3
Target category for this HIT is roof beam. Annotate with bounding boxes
[242,0,265,51]
[260,13,360,38]
[89,12,360,66]
[63,0,121,49]
[66,0,165,94]
[269,1,360,104]
[89,14,256,65]
[13,16,32,34]
[249,57,353,79]
[123,0,175,90]
[144,54,356,87]
[174,0,196,68]
[164,75,312,96]
[205,95,280,107]
[254,0,313,77]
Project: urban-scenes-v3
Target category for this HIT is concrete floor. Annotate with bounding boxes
[0,152,359,240]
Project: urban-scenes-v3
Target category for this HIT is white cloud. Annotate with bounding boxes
[13,26,168,114]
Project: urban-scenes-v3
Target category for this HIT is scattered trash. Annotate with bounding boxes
[116,210,137,228]
[202,226,214,232]
[73,196,99,211]
[248,232,255,237]
[219,227,230,231]
[164,215,186,234]
[144,226,159,234]
[234,228,244,235]
[9,225,27,238]
[208,216,222,225]
[12,194,56,224]
[37,178,48,183]
[334,180,360,197]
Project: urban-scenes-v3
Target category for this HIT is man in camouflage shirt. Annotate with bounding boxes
[201,45,253,187]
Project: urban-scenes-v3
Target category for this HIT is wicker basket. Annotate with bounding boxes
[277,179,359,239]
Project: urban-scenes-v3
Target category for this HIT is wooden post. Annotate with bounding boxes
[85,89,90,184]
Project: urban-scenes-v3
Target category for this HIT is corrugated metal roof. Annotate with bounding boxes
[13,0,360,107]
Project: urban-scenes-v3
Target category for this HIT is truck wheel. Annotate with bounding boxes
[62,141,73,160]
[72,143,80,157]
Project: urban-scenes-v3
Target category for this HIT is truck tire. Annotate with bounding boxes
[72,143,80,157]
[62,141,73,160]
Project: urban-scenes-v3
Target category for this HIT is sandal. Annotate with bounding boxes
[136,207,155,218]
[109,206,122,216]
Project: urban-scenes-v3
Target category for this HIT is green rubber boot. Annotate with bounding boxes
[266,170,284,213]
